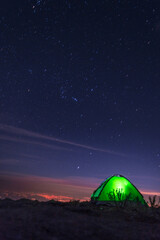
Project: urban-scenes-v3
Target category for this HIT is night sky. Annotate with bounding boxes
[0,0,160,201]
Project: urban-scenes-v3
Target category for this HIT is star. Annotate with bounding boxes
[72,97,78,102]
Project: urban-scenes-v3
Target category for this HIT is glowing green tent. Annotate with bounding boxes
[91,174,147,205]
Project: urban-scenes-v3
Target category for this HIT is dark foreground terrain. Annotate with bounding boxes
[0,199,160,240]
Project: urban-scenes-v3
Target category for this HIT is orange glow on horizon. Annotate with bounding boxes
[0,190,90,202]
[36,193,74,201]
[36,193,90,202]
[141,191,160,196]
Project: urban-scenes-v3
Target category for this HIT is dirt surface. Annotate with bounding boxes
[0,199,160,240]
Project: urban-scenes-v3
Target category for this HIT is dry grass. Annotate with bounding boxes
[0,198,159,240]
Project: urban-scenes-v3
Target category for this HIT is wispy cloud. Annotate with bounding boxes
[0,159,22,165]
[0,124,126,156]
[0,158,38,166]
[0,134,71,152]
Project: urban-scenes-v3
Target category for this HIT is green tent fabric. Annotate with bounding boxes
[91,174,147,205]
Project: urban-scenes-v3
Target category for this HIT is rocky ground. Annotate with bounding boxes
[0,198,160,240]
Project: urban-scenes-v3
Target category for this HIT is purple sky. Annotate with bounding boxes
[0,1,160,201]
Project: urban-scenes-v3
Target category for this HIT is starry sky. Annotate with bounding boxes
[0,0,160,201]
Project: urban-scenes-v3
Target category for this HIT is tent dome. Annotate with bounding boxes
[91,174,147,205]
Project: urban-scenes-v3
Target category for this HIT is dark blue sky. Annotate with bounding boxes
[0,0,160,200]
